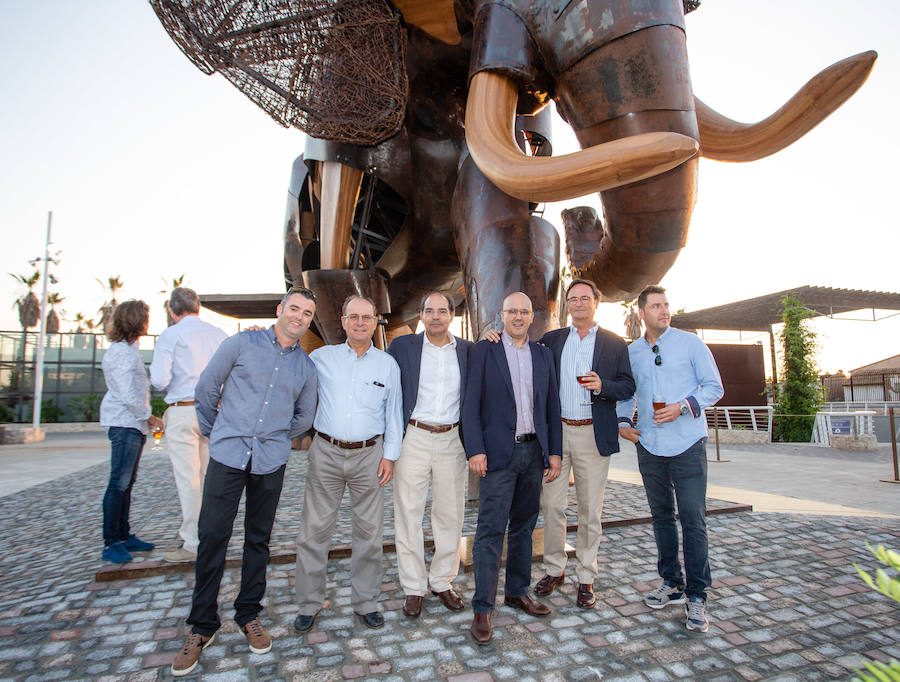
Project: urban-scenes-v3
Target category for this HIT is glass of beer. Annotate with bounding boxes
[151,427,165,451]
[652,393,666,427]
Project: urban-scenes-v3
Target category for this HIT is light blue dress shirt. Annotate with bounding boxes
[195,327,318,474]
[559,324,597,420]
[616,327,724,457]
[100,340,152,434]
[310,342,403,461]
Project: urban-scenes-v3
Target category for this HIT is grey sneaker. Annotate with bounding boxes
[644,582,686,609]
[685,595,709,632]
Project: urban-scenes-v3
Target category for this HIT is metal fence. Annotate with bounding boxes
[821,372,900,402]
[0,330,158,423]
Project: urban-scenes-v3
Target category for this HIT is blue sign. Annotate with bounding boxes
[830,418,852,435]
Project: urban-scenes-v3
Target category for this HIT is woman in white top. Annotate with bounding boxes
[99,300,163,563]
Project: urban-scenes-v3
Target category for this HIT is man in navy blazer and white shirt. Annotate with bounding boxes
[463,292,562,644]
[387,292,473,618]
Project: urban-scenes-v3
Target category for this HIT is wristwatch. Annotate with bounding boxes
[680,403,690,416]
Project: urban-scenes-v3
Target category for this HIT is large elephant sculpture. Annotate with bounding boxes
[151,0,875,344]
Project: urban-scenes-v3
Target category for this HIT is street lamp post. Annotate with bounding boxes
[31,211,57,429]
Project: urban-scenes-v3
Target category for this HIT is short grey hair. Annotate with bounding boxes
[342,295,378,317]
[168,287,200,316]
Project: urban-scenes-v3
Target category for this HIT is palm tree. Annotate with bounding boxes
[46,293,65,334]
[9,271,41,330]
[622,298,642,341]
[97,275,124,333]
[73,312,86,333]
[160,274,186,327]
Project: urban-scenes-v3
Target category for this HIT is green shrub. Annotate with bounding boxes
[68,394,102,422]
[151,396,168,418]
[852,544,900,681]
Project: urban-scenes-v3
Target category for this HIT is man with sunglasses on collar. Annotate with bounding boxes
[616,285,723,634]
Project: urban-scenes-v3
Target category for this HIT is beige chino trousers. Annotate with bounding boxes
[163,405,210,553]
[541,422,612,584]
[295,435,385,615]
[393,424,466,595]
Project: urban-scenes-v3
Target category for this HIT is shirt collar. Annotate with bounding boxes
[642,325,672,348]
[264,325,299,351]
[423,333,456,350]
[569,323,598,338]
[343,340,373,357]
[501,331,528,350]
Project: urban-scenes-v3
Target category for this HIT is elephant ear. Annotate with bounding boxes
[150,0,409,146]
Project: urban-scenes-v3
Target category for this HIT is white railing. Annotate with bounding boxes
[822,401,900,415]
[703,406,774,440]
[811,411,876,446]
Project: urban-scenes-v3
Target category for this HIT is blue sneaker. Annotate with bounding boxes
[102,541,133,564]
[122,534,155,552]
[644,581,686,609]
[685,595,710,633]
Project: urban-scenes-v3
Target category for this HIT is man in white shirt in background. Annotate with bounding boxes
[387,292,473,618]
[150,287,227,563]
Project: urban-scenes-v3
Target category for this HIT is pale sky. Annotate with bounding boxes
[1,0,897,375]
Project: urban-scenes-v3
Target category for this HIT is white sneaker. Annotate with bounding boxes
[163,547,197,563]
[685,595,709,633]
[644,582,686,609]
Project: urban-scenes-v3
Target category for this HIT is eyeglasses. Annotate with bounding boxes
[652,344,662,366]
[343,314,376,323]
[502,308,532,317]
[566,295,593,305]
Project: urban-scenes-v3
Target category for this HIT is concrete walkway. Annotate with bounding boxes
[0,432,898,680]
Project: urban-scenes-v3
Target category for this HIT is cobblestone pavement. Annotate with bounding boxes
[1,451,899,680]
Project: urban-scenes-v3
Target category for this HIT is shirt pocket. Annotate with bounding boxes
[358,372,388,407]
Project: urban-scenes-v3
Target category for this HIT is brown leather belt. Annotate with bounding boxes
[172,400,195,407]
[409,419,459,434]
[562,418,593,426]
[316,431,379,450]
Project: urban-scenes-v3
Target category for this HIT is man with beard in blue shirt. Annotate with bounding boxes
[172,288,319,677]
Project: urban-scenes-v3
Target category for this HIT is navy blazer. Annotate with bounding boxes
[462,339,562,471]
[387,332,473,432]
[539,326,635,456]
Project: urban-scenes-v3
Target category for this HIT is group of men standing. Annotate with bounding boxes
[154,280,722,677]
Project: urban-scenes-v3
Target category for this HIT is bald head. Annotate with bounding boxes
[500,291,533,343]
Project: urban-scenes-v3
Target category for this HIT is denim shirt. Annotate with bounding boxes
[616,327,723,457]
[195,327,318,474]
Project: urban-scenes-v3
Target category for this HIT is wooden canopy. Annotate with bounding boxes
[199,293,283,319]
[670,285,900,332]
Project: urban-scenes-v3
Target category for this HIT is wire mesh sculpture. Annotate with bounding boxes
[150,0,408,145]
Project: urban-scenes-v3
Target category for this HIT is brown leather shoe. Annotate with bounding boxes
[402,595,423,618]
[431,587,465,611]
[504,593,551,616]
[470,612,492,644]
[577,583,596,608]
[534,573,565,596]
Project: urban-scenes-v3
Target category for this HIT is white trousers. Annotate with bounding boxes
[163,406,210,552]
[393,424,466,595]
[541,422,612,584]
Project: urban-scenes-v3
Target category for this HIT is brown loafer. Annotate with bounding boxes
[402,595,423,618]
[504,593,551,617]
[431,587,464,611]
[470,612,492,644]
[576,583,596,608]
[534,573,565,596]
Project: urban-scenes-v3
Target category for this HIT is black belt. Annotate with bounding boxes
[515,433,537,443]
[315,431,379,450]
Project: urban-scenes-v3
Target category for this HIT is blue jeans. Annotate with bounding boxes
[102,426,146,546]
[637,438,711,598]
[472,439,543,614]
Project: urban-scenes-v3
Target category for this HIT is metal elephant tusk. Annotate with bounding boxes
[696,50,877,163]
[464,71,699,203]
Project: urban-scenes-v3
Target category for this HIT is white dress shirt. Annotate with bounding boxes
[150,314,227,403]
[310,342,403,461]
[100,340,152,434]
[410,335,460,425]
